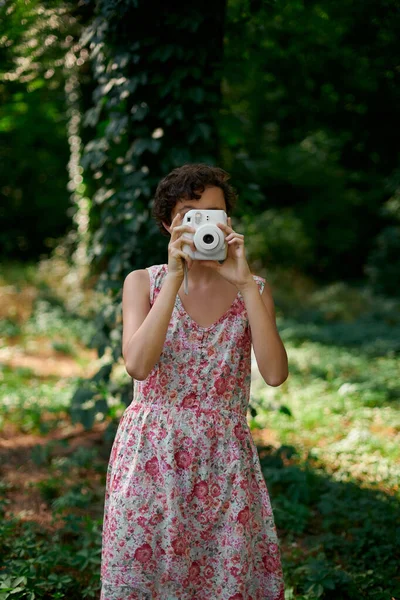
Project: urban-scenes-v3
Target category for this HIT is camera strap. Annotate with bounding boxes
[183,261,189,295]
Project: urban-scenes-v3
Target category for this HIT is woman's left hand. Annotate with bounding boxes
[198,217,253,289]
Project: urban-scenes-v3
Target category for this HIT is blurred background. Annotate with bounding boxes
[0,0,399,598]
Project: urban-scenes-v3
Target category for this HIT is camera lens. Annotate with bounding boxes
[203,234,214,244]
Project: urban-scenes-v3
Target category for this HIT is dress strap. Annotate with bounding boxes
[145,265,156,305]
[252,274,266,295]
[145,264,167,306]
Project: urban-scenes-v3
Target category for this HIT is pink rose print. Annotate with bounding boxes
[227,374,236,390]
[174,449,193,469]
[159,372,169,386]
[182,393,199,409]
[157,428,167,441]
[236,335,247,348]
[172,538,186,556]
[210,482,221,497]
[268,542,279,554]
[207,346,216,358]
[233,423,246,440]
[206,427,216,439]
[231,302,243,316]
[169,389,178,400]
[204,564,215,578]
[99,267,284,599]
[182,435,194,448]
[193,480,209,499]
[263,553,280,572]
[149,512,163,526]
[134,543,153,563]
[196,512,209,524]
[214,376,227,394]
[237,506,250,524]
[188,561,201,580]
[144,456,159,476]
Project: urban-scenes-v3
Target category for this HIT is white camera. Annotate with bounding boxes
[182,209,228,261]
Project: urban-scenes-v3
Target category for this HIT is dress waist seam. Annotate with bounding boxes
[128,400,248,420]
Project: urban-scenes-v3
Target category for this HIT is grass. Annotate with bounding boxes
[249,275,400,599]
[0,258,399,599]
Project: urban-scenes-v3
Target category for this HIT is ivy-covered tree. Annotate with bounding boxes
[70,0,226,428]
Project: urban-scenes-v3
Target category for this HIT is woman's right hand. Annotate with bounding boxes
[167,213,196,281]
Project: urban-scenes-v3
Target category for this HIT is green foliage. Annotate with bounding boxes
[0,511,102,599]
[0,441,105,599]
[222,0,400,282]
[69,364,130,431]
[71,0,227,414]
[25,296,96,348]
[0,285,98,434]
[366,189,400,297]
[241,207,313,271]
[261,447,400,599]
[281,282,400,357]
[0,0,82,259]
[0,319,21,338]
[0,260,130,436]
[248,278,400,599]
[0,576,34,600]
[366,225,400,297]
[0,363,73,434]
[1,262,399,599]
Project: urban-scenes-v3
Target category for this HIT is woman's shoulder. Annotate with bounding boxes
[123,265,167,306]
[123,264,166,291]
[125,264,166,279]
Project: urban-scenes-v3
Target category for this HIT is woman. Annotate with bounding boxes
[100,163,288,599]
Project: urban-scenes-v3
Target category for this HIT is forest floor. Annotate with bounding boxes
[1,259,399,600]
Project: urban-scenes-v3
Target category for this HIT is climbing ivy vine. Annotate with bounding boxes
[70,0,226,429]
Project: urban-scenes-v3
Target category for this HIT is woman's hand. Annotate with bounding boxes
[198,217,253,289]
[167,213,196,281]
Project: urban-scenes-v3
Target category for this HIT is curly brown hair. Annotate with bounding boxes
[151,163,238,237]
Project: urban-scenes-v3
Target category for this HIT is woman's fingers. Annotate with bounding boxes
[225,232,244,241]
[171,235,195,250]
[167,214,194,276]
[174,249,193,269]
[227,235,244,244]
[170,224,196,244]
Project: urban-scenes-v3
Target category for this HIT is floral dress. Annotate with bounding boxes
[100,263,285,600]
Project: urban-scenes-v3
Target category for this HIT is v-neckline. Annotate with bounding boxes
[175,290,241,331]
[163,264,241,331]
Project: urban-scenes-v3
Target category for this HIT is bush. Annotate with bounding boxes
[365,225,400,298]
[241,207,313,272]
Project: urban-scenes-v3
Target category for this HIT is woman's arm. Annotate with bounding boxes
[122,269,182,380]
[239,278,288,387]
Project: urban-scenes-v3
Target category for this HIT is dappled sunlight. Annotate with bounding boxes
[248,318,400,501]
[0,342,97,378]
[1,256,399,598]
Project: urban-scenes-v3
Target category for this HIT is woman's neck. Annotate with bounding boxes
[182,263,223,288]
